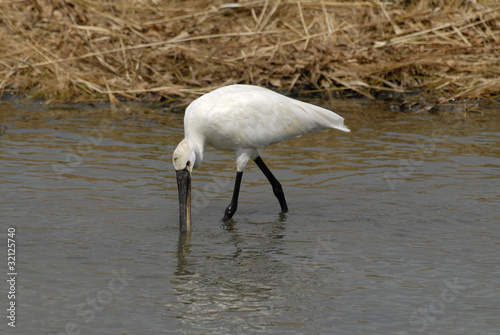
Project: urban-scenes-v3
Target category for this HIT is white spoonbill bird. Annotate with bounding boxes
[173,84,350,233]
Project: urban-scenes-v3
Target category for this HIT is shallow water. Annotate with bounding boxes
[0,99,499,334]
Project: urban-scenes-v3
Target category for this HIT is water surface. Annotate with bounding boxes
[0,99,499,334]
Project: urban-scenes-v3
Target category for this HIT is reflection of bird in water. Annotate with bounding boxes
[173,84,350,233]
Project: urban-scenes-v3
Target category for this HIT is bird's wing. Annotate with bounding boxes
[186,85,350,150]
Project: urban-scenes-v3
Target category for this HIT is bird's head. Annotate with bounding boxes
[173,139,196,172]
[172,139,196,234]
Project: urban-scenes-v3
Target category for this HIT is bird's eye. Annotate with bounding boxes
[186,161,191,167]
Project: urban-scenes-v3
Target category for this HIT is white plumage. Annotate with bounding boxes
[173,84,350,233]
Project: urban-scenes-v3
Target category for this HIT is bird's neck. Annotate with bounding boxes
[187,137,206,169]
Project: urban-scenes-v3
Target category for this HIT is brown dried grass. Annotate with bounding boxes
[1,0,499,105]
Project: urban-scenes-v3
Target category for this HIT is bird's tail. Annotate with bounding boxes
[330,119,350,133]
[307,102,351,133]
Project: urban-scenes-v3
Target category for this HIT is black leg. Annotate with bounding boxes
[223,171,243,221]
[254,156,288,213]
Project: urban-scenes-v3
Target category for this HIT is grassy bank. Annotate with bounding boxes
[1,0,499,105]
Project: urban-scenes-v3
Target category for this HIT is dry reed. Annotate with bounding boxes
[1,0,499,105]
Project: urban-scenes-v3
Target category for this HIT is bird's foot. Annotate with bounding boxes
[223,204,237,222]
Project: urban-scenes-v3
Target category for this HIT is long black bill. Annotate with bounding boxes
[176,168,191,233]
